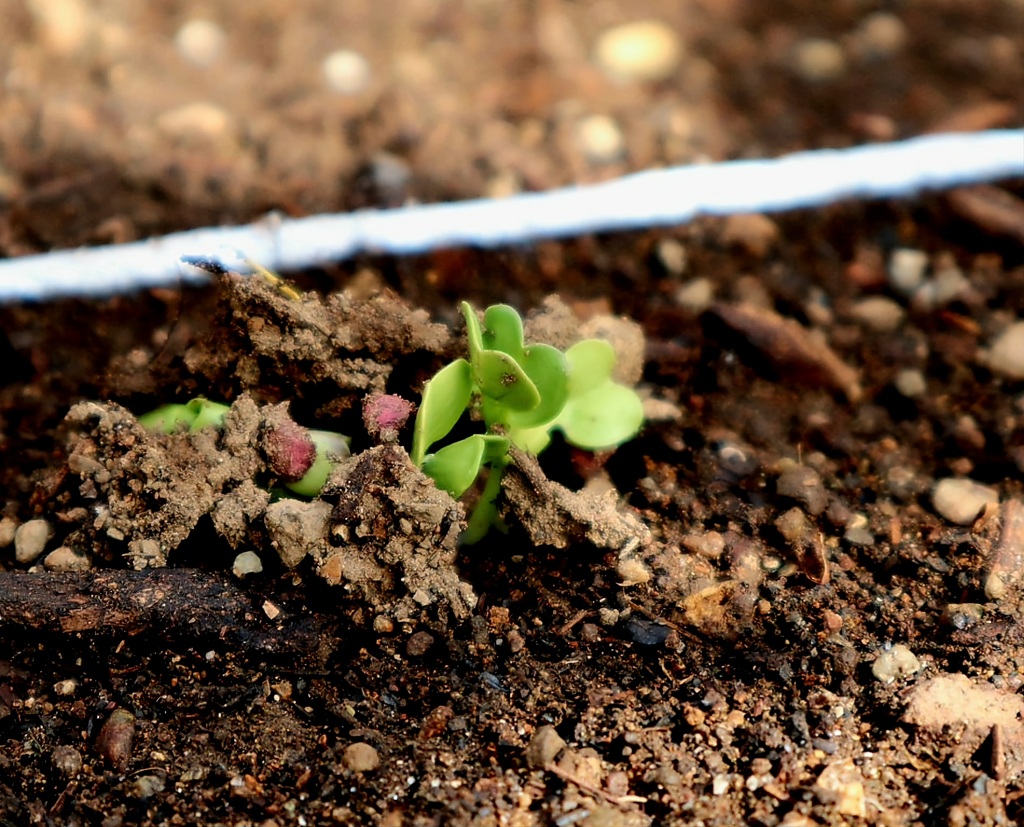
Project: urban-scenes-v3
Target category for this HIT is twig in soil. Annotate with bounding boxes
[0,130,1020,302]
[0,569,333,665]
[546,762,649,807]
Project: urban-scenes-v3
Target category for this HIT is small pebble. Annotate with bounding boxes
[849,296,905,333]
[720,213,780,258]
[51,745,83,777]
[406,630,435,657]
[0,516,16,547]
[776,464,828,516]
[174,19,225,67]
[157,102,233,142]
[44,546,92,571]
[132,774,166,799]
[932,477,999,525]
[595,19,683,82]
[53,678,79,696]
[894,368,927,398]
[14,519,51,564]
[525,725,566,768]
[656,238,688,276]
[323,49,372,95]
[872,643,921,683]
[985,321,1024,380]
[791,38,846,83]
[888,248,929,295]
[674,277,714,313]
[343,742,380,773]
[576,114,626,165]
[232,551,263,578]
[95,709,136,770]
[775,507,810,544]
[854,12,907,60]
[911,264,968,311]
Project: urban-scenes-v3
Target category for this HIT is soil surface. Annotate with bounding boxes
[2,1,1024,825]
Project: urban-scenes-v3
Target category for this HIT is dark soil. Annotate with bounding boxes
[2,1,1024,825]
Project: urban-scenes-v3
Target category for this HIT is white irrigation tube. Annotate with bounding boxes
[0,130,1021,302]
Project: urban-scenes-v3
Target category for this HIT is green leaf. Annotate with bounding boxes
[557,383,644,450]
[411,358,473,466]
[422,437,484,498]
[474,349,540,413]
[565,339,617,394]
[461,302,485,362]
[138,403,196,433]
[285,430,351,497]
[186,398,230,432]
[481,304,525,358]
[506,343,569,429]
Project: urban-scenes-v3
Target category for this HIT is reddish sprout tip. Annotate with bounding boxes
[363,393,414,443]
[263,418,317,481]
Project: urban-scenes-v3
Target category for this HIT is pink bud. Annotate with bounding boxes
[263,417,317,481]
[363,393,414,443]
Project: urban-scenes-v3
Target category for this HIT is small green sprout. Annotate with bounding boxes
[412,302,644,543]
[139,397,349,497]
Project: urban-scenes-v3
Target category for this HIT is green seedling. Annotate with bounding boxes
[412,302,644,543]
[139,397,350,497]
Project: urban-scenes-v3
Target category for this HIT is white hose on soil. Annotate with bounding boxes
[0,129,1021,302]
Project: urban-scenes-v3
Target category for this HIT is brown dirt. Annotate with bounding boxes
[2,1,1024,825]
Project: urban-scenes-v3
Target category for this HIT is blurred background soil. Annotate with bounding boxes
[0,1,1023,825]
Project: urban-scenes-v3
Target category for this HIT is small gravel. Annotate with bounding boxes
[323,49,372,95]
[174,19,225,67]
[888,248,929,295]
[932,477,999,525]
[343,742,380,773]
[0,516,16,547]
[14,519,51,564]
[674,277,714,313]
[594,19,683,82]
[791,38,846,83]
[872,644,921,683]
[43,545,92,571]
[525,725,566,768]
[853,12,907,60]
[575,114,626,165]
[894,368,927,398]
[985,321,1024,380]
[232,551,263,578]
[776,464,828,516]
[850,296,905,333]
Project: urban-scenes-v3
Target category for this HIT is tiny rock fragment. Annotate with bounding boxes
[95,708,136,770]
[984,499,1024,600]
[232,551,263,578]
[888,248,929,295]
[849,296,905,333]
[174,19,225,67]
[791,38,846,83]
[43,545,92,571]
[343,742,380,773]
[594,19,683,83]
[932,478,999,526]
[983,321,1024,381]
[720,213,780,258]
[526,725,567,768]
[322,49,372,95]
[51,745,83,777]
[576,114,626,165]
[14,519,51,564]
[814,759,866,818]
[0,516,16,547]
[262,600,281,621]
[711,302,862,402]
[405,630,435,657]
[775,463,828,516]
[871,644,921,684]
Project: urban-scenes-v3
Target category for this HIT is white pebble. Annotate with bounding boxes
[656,238,688,276]
[175,19,225,68]
[0,516,16,547]
[674,277,715,314]
[157,102,233,141]
[855,12,907,60]
[595,19,683,83]
[932,477,999,525]
[872,643,921,683]
[15,519,51,564]
[985,321,1024,380]
[894,368,927,398]
[888,248,929,295]
[850,296,905,333]
[44,546,92,571]
[791,38,847,83]
[911,264,968,312]
[323,49,372,95]
[232,551,264,578]
[576,114,626,165]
